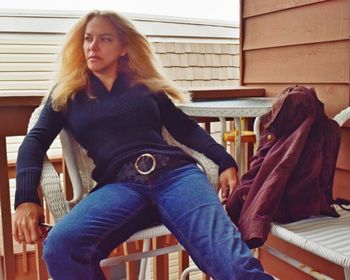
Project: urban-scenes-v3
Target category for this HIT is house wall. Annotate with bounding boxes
[240,0,350,200]
[0,9,240,96]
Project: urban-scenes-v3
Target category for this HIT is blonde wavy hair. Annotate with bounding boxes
[51,10,188,111]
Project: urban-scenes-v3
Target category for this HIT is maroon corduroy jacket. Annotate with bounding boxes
[226,86,341,249]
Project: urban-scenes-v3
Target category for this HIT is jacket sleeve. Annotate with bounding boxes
[15,97,64,209]
[156,93,238,174]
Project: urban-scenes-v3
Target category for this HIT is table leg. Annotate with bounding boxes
[219,117,244,176]
[219,117,227,148]
[233,117,243,176]
[253,117,261,153]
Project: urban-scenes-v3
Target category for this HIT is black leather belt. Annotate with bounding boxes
[115,153,191,183]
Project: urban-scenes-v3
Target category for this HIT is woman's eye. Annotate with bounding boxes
[84,36,92,42]
[101,37,112,42]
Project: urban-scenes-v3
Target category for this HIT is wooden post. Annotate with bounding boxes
[0,95,43,279]
[35,242,49,279]
[0,137,15,280]
[152,236,169,280]
[178,251,189,280]
[123,241,143,280]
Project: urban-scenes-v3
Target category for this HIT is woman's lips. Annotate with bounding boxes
[89,56,102,61]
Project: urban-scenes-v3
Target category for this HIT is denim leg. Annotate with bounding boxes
[153,164,273,280]
[43,182,155,280]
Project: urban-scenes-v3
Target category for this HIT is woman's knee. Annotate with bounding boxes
[43,226,73,262]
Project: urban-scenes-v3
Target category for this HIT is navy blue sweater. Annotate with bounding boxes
[15,74,237,208]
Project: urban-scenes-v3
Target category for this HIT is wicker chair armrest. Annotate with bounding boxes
[161,128,219,191]
[333,107,350,127]
[40,157,69,221]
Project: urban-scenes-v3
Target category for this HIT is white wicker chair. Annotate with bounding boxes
[28,104,219,279]
[265,107,350,280]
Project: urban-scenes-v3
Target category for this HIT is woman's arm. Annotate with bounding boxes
[15,97,64,207]
[14,97,64,244]
[157,92,238,173]
[157,93,239,201]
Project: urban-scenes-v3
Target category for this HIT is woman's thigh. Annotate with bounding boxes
[153,165,255,277]
[44,182,155,260]
[154,164,222,227]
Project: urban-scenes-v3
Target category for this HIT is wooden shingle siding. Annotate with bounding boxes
[155,42,239,88]
[241,0,350,199]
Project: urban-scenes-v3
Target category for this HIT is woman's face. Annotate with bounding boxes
[83,16,127,77]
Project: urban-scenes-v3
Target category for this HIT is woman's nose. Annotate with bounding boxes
[90,39,98,50]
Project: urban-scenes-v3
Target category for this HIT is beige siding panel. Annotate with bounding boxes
[191,80,206,87]
[0,33,65,45]
[187,54,198,66]
[231,55,240,67]
[204,54,212,66]
[0,72,55,81]
[210,54,221,67]
[183,43,192,53]
[198,43,207,54]
[222,80,240,87]
[200,67,211,80]
[243,0,328,18]
[244,83,349,118]
[184,68,194,80]
[155,42,240,86]
[165,42,176,52]
[174,43,185,53]
[159,53,171,66]
[228,44,239,54]
[190,43,200,53]
[153,42,167,53]
[0,63,58,72]
[0,44,61,54]
[209,68,221,80]
[195,54,206,66]
[244,0,350,50]
[0,89,49,95]
[226,67,240,79]
[178,80,192,88]
[178,54,189,67]
[175,68,183,80]
[0,53,58,63]
[169,54,180,66]
[0,80,54,90]
[244,41,349,84]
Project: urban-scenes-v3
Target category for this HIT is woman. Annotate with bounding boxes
[13,10,273,280]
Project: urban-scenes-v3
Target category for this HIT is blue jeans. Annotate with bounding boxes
[43,164,273,280]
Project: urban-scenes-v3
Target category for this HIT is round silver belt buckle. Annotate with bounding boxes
[134,153,156,175]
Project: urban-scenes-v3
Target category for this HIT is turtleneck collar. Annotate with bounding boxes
[87,71,129,97]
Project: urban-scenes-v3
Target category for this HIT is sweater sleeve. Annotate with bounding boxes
[156,93,238,173]
[15,97,64,209]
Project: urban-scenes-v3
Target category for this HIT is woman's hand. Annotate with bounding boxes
[13,202,44,244]
[219,167,239,204]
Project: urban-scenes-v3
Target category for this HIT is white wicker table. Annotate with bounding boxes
[177,97,274,174]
